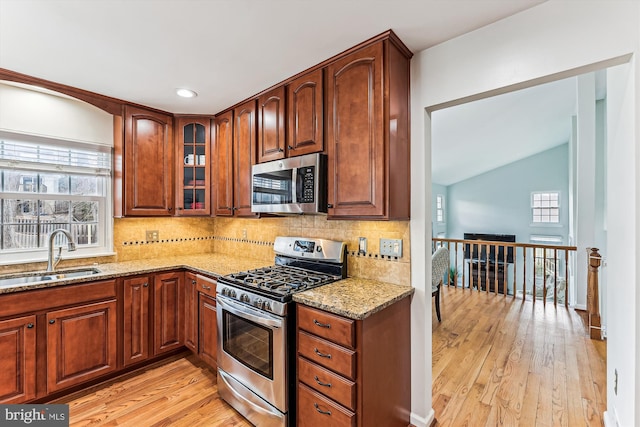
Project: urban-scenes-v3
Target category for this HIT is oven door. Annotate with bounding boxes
[216,294,287,412]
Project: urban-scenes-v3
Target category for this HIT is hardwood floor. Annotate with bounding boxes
[432,285,607,427]
[52,354,252,427]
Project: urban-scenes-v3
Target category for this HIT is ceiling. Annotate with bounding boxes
[0,0,544,115]
[3,0,582,187]
[432,76,578,186]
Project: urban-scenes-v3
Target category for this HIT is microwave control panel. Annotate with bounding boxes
[298,166,315,203]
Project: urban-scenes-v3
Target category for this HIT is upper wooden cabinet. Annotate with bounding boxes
[213,110,235,216]
[124,105,174,216]
[287,68,324,157]
[257,86,286,163]
[233,100,259,218]
[326,35,411,219]
[175,117,212,216]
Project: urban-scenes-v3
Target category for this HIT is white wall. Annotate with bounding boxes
[0,82,113,146]
[409,2,640,426]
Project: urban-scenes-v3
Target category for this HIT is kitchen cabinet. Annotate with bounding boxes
[184,272,198,353]
[153,271,183,355]
[233,100,259,217]
[296,297,411,427]
[198,294,218,369]
[325,35,411,219]
[287,68,324,157]
[124,105,174,216]
[0,315,36,403]
[213,110,235,216]
[175,116,212,216]
[196,274,218,369]
[257,86,286,162]
[123,275,151,366]
[46,299,117,393]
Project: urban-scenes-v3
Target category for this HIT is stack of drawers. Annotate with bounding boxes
[296,304,357,427]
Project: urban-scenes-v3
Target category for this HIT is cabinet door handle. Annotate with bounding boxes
[288,145,294,150]
[278,148,284,152]
[314,348,331,359]
[314,376,332,388]
[313,319,331,329]
[314,403,332,416]
[143,283,149,287]
[168,207,172,211]
[191,280,197,285]
[26,323,34,329]
[327,204,333,209]
[49,319,55,324]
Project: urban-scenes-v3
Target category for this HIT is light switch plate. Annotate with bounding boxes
[380,238,402,257]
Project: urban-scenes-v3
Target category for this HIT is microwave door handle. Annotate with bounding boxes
[217,295,283,329]
[291,167,298,203]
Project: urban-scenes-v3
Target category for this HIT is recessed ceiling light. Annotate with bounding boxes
[176,88,197,98]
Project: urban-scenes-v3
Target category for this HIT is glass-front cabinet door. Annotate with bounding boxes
[176,117,211,215]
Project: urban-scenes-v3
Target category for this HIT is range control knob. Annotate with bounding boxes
[221,288,229,296]
[255,298,263,309]
[263,301,271,312]
[240,293,250,303]
[316,246,323,252]
[230,289,237,298]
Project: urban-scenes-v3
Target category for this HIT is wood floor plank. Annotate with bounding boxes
[51,353,252,427]
[433,286,606,427]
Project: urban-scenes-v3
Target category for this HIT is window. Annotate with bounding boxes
[531,191,559,223]
[436,194,445,223]
[0,137,112,262]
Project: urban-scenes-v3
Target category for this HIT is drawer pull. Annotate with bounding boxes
[314,348,332,359]
[314,403,332,416]
[143,283,149,288]
[314,376,332,388]
[26,323,34,329]
[49,319,55,324]
[202,285,211,290]
[313,319,331,329]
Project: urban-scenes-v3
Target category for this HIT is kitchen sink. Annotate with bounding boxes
[0,268,101,289]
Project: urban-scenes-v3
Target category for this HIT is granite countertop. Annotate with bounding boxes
[0,254,270,295]
[0,255,414,320]
[293,277,414,320]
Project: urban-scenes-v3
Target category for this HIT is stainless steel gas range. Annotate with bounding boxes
[216,236,347,427]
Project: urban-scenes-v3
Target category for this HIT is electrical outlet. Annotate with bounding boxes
[380,238,403,257]
[146,230,159,242]
[242,229,247,240]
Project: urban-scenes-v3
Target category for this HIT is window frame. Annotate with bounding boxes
[436,194,445,223]
[0,137,114,265]
[530,191,561,225]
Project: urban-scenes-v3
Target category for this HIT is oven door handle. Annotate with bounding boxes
[217,295,283,328]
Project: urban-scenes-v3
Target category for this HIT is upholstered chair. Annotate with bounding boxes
[432,247,450,322]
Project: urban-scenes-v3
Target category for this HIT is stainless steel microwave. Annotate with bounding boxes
[251,153,327,214]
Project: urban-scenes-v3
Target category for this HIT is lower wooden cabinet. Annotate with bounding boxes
[296,298,411,427]
[198,294,217,369]
[123,276,151,366]
[0,315,36,403]
[153,271,184,355]
[184,272,199,353]
[46,299,117,393]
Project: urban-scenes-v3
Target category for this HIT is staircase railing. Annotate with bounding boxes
[433,237,577,307]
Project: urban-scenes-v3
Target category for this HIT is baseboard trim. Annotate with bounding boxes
[410,408,435,427]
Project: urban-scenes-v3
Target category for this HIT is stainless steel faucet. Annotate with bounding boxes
[46,229,77,273]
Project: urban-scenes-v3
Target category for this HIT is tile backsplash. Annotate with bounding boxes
[11,215,411,286]
[213,216,411,286]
